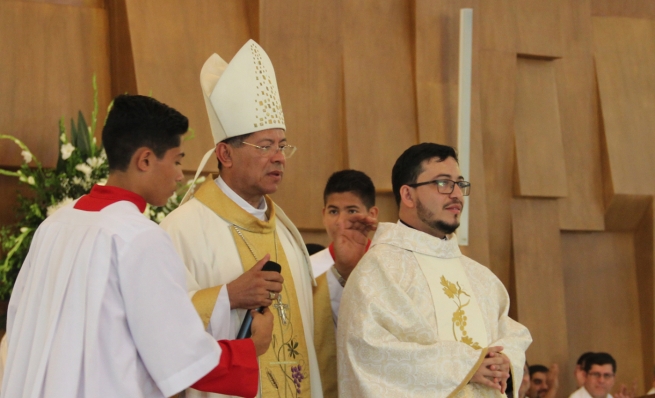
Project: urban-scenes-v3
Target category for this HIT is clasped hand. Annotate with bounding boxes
[470,346,511,393]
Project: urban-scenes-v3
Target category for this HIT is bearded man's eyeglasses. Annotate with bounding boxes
[241,141,297,158]
[407,179,471,196]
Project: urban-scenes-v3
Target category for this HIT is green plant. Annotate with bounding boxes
[0,77,199,300]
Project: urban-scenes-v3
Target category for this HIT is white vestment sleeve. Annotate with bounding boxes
[207,286,235,339]
[118,229,220,397]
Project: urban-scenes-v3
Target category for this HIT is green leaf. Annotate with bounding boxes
[76,111,90,156]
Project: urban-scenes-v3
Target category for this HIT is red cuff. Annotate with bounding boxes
[191,339,259,397]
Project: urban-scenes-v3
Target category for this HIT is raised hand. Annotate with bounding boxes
[332,214,378,280]
[226,254,284,309]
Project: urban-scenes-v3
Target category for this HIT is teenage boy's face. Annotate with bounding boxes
[322,192,378,241]
[149,145,184,206]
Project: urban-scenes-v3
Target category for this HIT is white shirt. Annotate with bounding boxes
[569,386,613,398]
[310,248,344,326]
[2,199,220,398]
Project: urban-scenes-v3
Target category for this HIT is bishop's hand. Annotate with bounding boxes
[226,254,284,310]
[332,214,378,281]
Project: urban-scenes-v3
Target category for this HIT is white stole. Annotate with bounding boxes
[414,252,488,349]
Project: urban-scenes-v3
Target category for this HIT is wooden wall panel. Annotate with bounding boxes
[414,0,489,264]
[260,0,344,230]
[511,198,571,395]
[514,58,568,198]
[122,0,252,173]
[555,55,604,231]
[516,0,562,58]
[559,0,593,56]
[0,175,31,229]
[342,0,417,192]
[562,232,645,395]
[478,0,517,52]
[593,17,655,195]
[634,201,654,389]
[480,50,516,286]
[0,0,111,168]
[592,0,655,19]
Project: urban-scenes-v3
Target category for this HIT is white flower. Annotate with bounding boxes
[47,197,74,217]
[75,163,93,178]
[61,143,75,160]
[97,178,107,186]
[86,157,104,168]
[72,176,83,186]
[60,133,66,143]
[19,227,28,233]
[26,176,35,185]
[21,150,33,164]
[155,212,166,223]
[195,176,206,184]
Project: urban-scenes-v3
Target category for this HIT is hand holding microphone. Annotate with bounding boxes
[237,260,282,339]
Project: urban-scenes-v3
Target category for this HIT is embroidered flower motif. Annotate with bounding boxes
[441,275,481,350]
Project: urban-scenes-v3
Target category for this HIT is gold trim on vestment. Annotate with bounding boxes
[312,273,337,398]
[191,285,222,329]
[194,177,312,397]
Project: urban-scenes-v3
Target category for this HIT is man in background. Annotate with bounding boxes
[311,169,379,397]
[527,364,559,398]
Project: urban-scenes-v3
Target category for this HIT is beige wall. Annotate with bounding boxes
[1,0,654,395]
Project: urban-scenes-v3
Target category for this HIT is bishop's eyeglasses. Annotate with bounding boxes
[407,179,471,196]
[241,141,298,158]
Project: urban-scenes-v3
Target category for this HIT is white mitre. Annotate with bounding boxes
[202,39,286,142]
[182,40,286,204]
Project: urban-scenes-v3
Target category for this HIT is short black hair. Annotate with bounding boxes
[529,364,549,377]
[323,169,376,209]
[577,352,595,366]
[584,352,616,373]
[102,94,188,171]
[391,143,459,206]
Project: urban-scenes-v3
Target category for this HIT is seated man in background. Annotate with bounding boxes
[311,169,379,397]
[569,352,633,398]
[1,95,272,398]
[527,364,559,398]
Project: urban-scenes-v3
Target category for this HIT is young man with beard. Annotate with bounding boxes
[337,143,532,397]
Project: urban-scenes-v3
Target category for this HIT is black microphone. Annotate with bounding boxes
[236,261,282,339]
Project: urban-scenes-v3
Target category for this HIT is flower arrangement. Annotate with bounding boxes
[0,78,199,300]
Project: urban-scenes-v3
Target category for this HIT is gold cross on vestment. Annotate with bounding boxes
[273,294,289,325]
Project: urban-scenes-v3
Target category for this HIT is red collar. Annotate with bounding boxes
[74,185,147,213]
[328,239,372,261]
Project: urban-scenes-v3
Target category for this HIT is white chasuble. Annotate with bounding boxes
[337,222,532,398]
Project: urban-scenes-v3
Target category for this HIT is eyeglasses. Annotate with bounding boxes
[587,372,614,381]
[407,179,471,196]
[240,141,297,158]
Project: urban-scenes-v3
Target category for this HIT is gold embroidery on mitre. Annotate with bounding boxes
[251,42,285,128]
[440,275,482,350]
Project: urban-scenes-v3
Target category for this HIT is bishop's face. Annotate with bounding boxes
[225,128,287,206]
